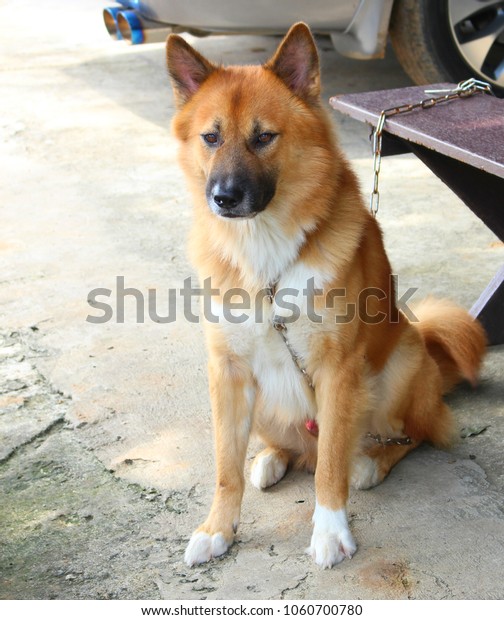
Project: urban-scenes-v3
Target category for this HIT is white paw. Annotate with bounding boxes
[308,504,357,569]
[351,455,380,490]
[250,450,287,490]
[184,531,229,567]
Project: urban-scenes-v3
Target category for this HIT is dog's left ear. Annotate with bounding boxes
[166,34,216,107]
[265,23,320,103]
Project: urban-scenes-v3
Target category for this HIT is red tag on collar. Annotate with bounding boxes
[305,419,319,437]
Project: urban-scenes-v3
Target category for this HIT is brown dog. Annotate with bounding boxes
[166,23,486,568]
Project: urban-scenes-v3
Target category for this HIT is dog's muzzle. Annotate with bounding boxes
[207,174,276,219]
[211,184,245,215]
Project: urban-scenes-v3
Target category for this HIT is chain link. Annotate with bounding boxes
[369,78,494,217]
[272,317,315,390]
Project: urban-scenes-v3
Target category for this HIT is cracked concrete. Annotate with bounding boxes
[1,0,504,601]
[0,330,68,463]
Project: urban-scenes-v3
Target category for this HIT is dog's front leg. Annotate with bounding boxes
[309,355,365,568]
[184,355,254,567]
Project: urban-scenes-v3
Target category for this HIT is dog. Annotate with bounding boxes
[166,23,486,568]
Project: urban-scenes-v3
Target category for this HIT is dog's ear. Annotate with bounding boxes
[166,35,216,106]
[265,23,320,103]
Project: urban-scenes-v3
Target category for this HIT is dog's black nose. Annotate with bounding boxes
[212,186,244,210]
[213,190,243,209]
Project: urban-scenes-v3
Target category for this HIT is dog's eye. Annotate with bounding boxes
[202,133,219,145]
[257,132,275,145]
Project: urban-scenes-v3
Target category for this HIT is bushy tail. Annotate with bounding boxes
[414,297,487,393]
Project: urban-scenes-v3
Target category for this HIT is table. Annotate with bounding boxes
[330,84,504,345]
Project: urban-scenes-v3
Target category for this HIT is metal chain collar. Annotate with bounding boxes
[272,315,315,389]
[267,283,315,390]
[369,78,494,217]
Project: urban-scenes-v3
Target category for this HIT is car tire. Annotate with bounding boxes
[389,0,504,96]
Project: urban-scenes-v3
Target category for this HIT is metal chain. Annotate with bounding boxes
[267,283,315,390]
[369,78,494,217]
[366,432,412,446]
[272,317,315,390]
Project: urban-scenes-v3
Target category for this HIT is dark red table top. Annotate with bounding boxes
[330,83,504,179]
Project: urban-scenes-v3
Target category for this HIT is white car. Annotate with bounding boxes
[103,0,504,96]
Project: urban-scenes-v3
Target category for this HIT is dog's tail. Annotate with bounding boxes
[414,297,486,393]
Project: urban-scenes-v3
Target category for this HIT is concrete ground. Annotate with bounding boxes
[1,0,503,601]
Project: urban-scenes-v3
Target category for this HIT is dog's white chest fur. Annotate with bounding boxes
[251,316,315,421]
[224,212,309,288]
[211,261,331,423]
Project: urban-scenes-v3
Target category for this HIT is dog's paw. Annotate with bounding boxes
[308,531,357,568]
[184,531,230,567]
[351,455,380,490]
[250,449,288,490]
[308,504,357,569]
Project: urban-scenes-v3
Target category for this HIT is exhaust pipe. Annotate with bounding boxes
[116,9,172,44]
[102,6,210,44]
[103,6,124,40]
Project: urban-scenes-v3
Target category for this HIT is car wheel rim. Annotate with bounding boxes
[448,0,504,89]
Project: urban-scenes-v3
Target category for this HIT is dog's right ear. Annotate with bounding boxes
[166,35,216,107]
[265,23,320,103]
